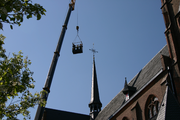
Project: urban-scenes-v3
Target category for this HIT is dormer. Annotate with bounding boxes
[122,78,136,101]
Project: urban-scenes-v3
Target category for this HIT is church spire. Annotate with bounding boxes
[89,45,102,120]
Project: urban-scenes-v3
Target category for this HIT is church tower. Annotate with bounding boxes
[89,47,102,120]
[160,0,180,103]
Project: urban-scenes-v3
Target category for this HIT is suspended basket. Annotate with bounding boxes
[72,41,83,54]
[72,26,83,54]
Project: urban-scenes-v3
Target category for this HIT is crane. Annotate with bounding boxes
[34,0,76,120]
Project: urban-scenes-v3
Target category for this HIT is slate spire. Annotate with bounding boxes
[123,77,129,93]
[156,86,180,120]
[89,46,102,120]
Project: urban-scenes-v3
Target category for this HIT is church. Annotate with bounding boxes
[42,0,180,119]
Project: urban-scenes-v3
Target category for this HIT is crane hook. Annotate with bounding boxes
[76,26,79,31]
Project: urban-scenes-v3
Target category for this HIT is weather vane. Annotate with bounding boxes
[89,43,98,60]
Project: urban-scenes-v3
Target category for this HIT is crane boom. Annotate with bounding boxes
[34,1,75,120]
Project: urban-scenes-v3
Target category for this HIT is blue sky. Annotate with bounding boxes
[1,0,166,119]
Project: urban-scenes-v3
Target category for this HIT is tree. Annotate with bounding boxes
[0,34,45,120]
[0,34,46,120]
[0,1,46,119]
[0,0,46,29]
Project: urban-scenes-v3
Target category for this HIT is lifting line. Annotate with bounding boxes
[73,3,82,44]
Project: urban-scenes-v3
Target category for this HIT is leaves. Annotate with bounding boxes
[0,34,44,119]
[1,14,7,21]
[0,22,3,30]
[37,14,41,20]
[0,0,46,30]
[26,14,32,19]
[10,25,13,29]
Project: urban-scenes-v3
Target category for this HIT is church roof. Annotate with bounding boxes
[157,86,180,120]
[95,45,169,120]
[43,108,90,120]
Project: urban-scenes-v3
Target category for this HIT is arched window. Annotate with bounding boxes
[122,117,129,120]
[145,95,160,120]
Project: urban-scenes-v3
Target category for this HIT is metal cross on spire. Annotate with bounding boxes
[89,43,98,60]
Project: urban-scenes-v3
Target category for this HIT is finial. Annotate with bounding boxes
[124,77,128,87]
[89,43,98,60]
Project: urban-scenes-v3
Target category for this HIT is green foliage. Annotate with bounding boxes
[0,34,45,120]
[0,0,46,30]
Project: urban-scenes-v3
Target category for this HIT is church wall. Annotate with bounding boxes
[111,72,168,120]
[172,0,180,104]
[161,0,180,104]
[161,0,180,61]
[171,65,180,102]
[171,0,180,14]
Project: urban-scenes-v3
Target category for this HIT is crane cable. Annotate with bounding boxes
[73,3,82,43]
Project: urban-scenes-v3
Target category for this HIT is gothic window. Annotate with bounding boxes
[145,95,160,120]
[122,117,129,120]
